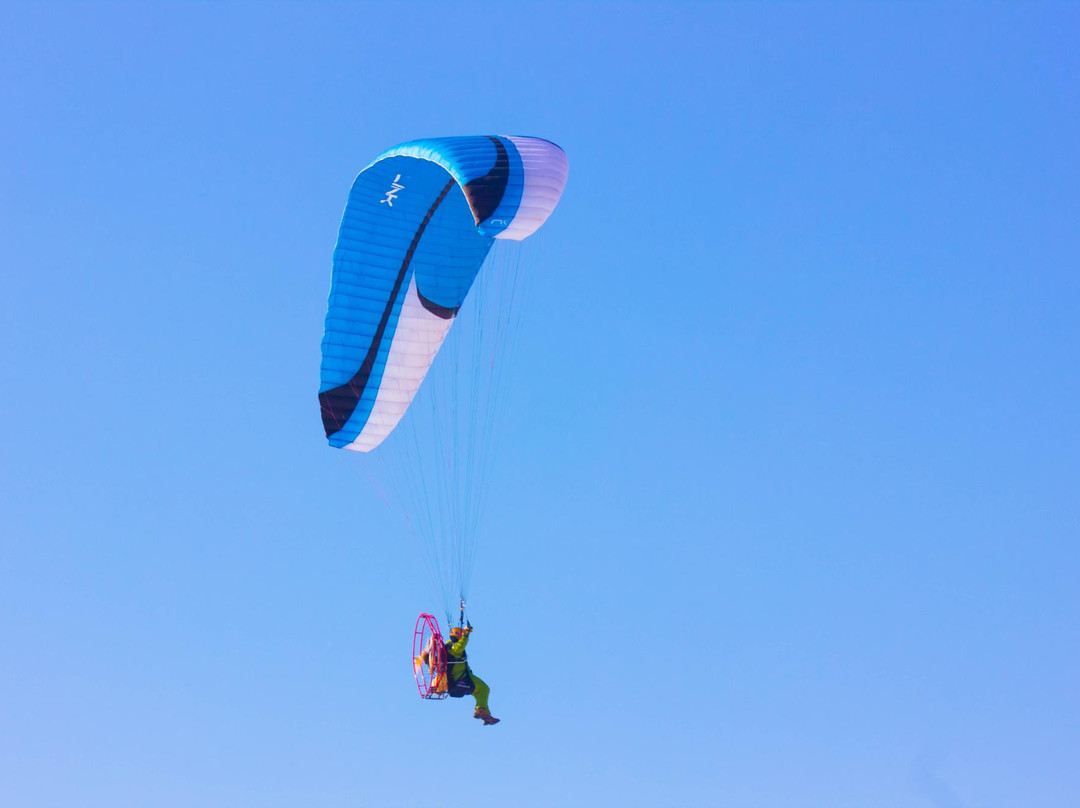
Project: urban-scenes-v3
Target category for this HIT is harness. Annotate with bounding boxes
[443,641,475,698]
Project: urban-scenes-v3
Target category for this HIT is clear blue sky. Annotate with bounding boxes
[2,3,1078,807]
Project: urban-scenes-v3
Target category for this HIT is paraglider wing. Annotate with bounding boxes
[319,135,568,452]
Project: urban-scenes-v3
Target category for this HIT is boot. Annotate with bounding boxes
[474,707,500,726]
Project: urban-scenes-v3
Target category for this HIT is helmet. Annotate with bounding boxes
[449,627,465,639]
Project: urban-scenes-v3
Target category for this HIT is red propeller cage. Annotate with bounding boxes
[412,613,448,699]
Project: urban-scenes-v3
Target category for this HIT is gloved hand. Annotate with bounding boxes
[465,621,473,635]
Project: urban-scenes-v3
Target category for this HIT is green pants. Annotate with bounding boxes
[470,674,491,711]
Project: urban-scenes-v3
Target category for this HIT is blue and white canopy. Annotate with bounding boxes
[319,136,569,451]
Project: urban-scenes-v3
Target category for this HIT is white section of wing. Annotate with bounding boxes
[343,276,453,452]
[498,136,570,241]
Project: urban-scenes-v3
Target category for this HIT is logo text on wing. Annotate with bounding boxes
[381,175,405,206]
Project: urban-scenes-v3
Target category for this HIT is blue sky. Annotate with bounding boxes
[1,2,1078,807]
